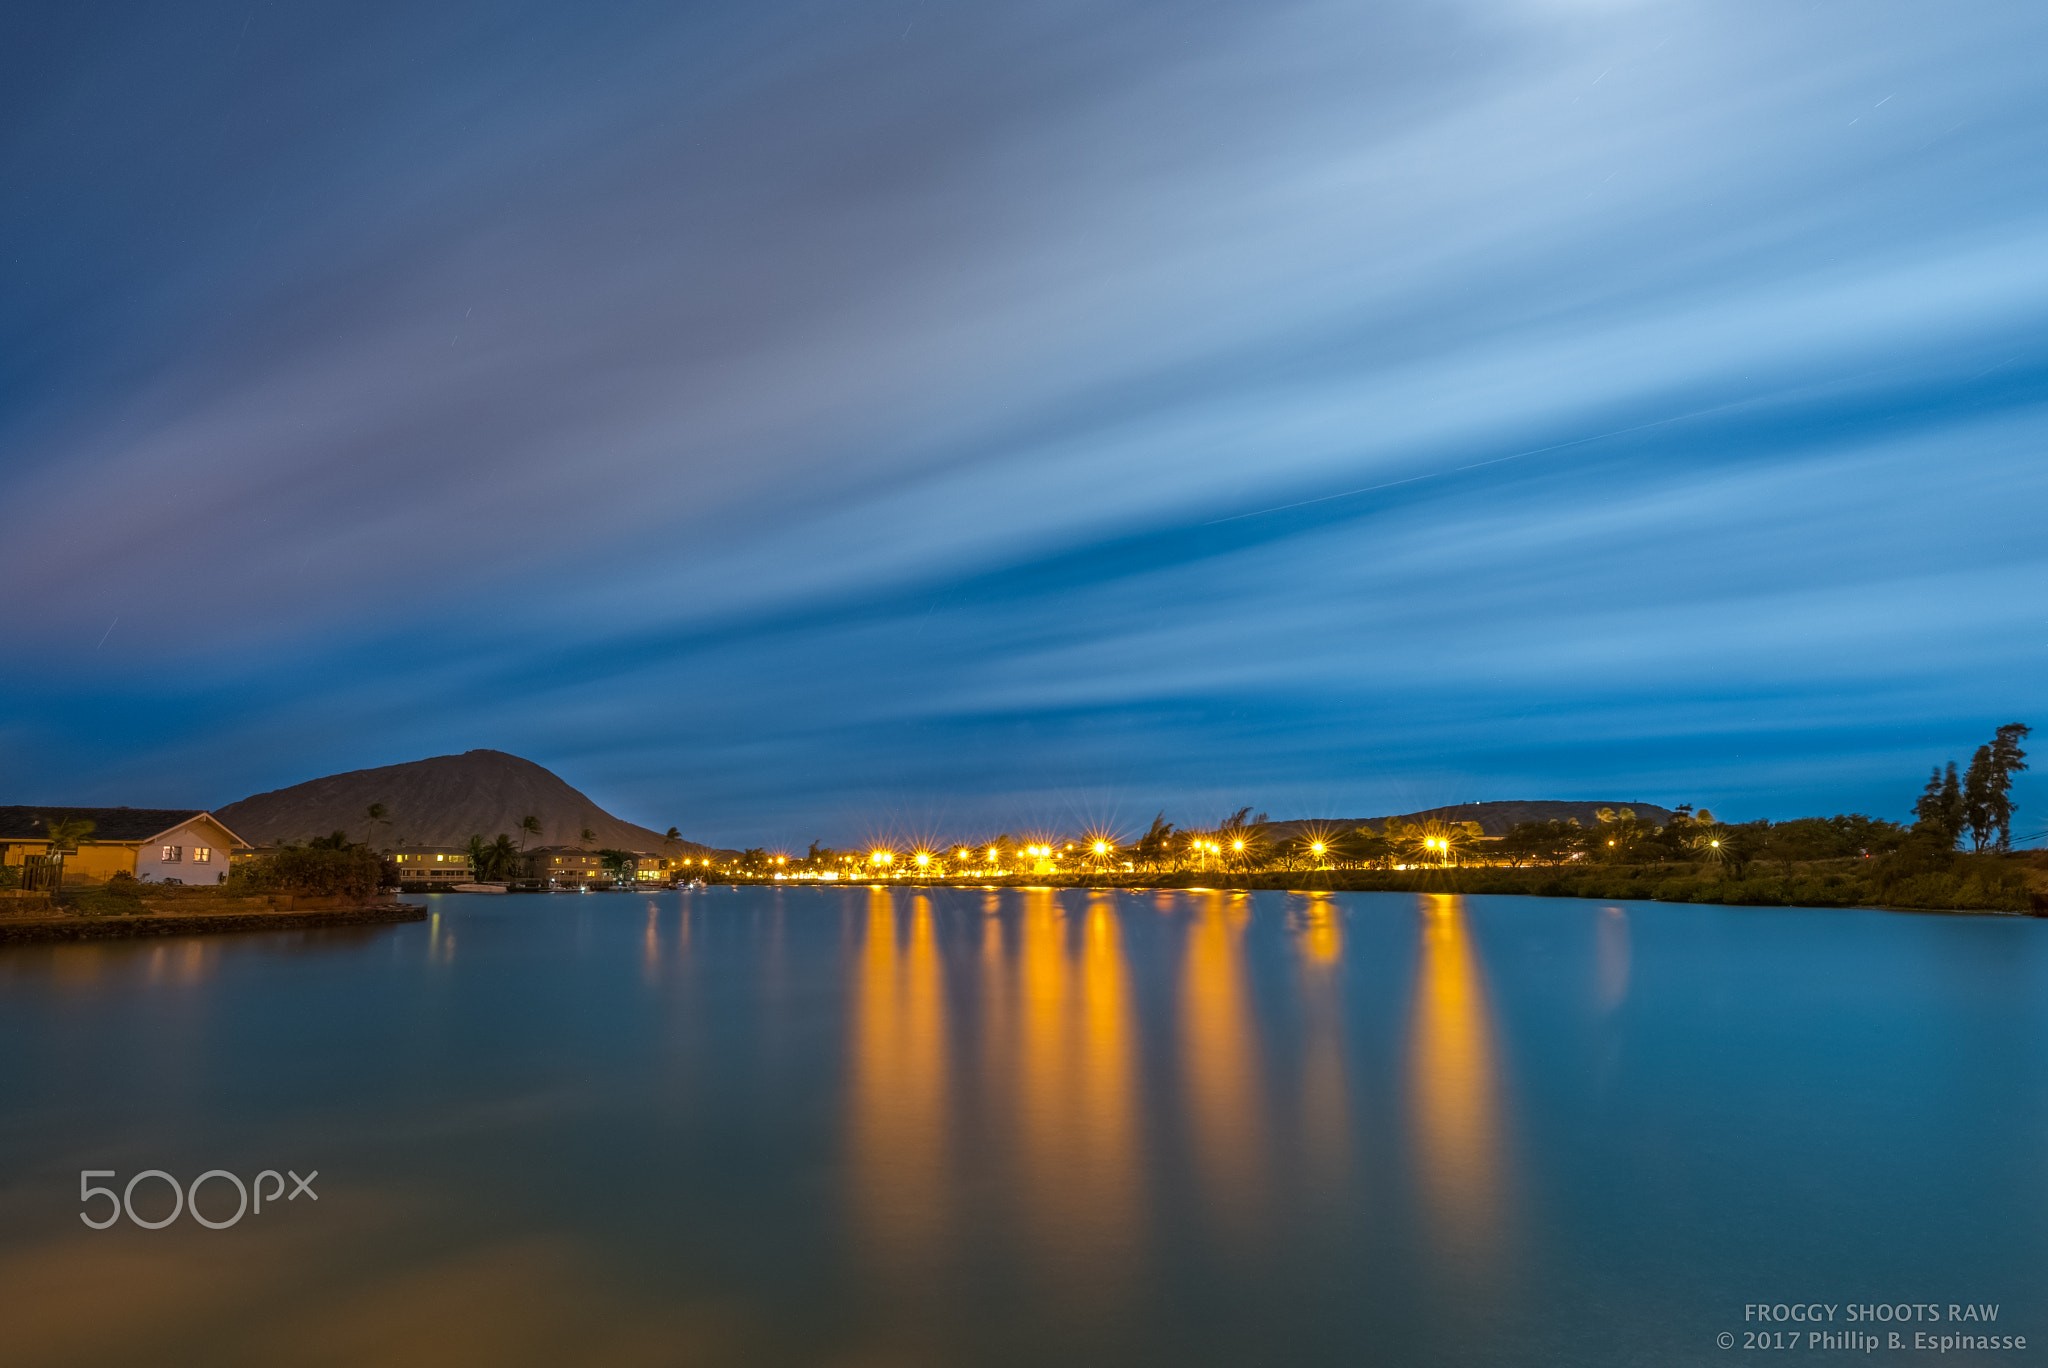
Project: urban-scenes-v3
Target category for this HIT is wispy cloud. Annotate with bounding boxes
[2,0,2043,840]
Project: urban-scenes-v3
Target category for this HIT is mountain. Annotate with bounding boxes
[1257,800,1677,842]
[217,750,716,854]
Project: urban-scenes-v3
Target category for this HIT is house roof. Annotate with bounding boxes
[0,807,249,846]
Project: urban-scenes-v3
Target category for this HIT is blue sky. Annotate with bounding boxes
[2,0,2042,847]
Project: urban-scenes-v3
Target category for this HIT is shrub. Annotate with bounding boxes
[230,845,382,901]
[67,877,146,917]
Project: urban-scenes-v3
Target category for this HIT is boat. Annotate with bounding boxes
[452,883,509,894]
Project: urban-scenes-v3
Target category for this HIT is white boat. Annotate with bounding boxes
[452,883,509,894]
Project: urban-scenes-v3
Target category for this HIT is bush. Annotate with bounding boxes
[67,875,146,917]
[229,845,382,901]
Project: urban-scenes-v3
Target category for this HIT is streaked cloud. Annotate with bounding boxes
[2,0,2043,842]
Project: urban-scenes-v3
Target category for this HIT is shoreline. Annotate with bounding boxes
[0,900,427,945]
[684,866,2046,917]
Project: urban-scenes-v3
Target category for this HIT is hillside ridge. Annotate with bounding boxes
[216,750,713,854]
[1258,800,1677,841]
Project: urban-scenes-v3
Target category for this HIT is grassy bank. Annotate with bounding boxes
[0,883,426,944]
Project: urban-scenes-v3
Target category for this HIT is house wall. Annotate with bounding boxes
[391,849,474,886]
[0,842,132,881]
[67,844,140,882]
[136,820,232,884]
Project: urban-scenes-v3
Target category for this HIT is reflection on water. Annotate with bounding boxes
[848,891,952,1291]
[1408,894,1506,1272]
[1596,905,1631,1012]
[1294,896,1352,1196]
[425,911,455,965]
[7,886,2043,1366]
[1012,891,1140,1296]
[1181,895,1268,1238]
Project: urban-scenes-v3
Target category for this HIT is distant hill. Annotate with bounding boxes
[1258,800,1677,841]
[217,750,716,854]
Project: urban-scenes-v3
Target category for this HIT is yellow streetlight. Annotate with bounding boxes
[1092,841,1109,856]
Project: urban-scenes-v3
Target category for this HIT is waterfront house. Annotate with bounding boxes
[390,847,476,888]
[632,853,679,882]
[0,807,250,886]
[525,845,606,887]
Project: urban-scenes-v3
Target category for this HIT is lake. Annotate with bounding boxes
[2,887,2043,1366]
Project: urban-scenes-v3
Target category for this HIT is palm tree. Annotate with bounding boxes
[1387,817,1480,867]
[486,833,520,882]
[40,814,96,888]
[466,834,491,881]
[579,827,596,850]
[363,802,391,849]
[519,814,542,854]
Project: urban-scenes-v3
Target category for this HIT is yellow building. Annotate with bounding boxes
[389,847,476,889]
[525,845,606,887]
[0,807,249,887]
[633,854,682,882]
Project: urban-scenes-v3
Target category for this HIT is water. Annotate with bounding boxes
[2,887,2044,1366]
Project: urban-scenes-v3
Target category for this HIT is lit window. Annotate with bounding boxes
[161,846,182,862]
[193,847,212,863]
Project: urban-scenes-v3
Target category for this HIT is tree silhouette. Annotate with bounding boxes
[40,814,96,852]
[1964,723,2031,852]
[1914,762,1967,850]
[363,802,391,848]
[486,834,521,880]
[38,814,95,887]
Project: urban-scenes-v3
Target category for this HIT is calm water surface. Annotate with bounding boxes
[2,887,2044,1366]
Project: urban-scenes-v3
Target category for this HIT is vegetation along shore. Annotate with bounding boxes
[726,723,2042,915]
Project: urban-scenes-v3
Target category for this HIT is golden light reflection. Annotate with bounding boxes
[1295,897,1350,1194]
[1181,894,1266,1233]
[847,890,951,1287]
[1408,893,1506,1268]
[1008,891,1141,1292]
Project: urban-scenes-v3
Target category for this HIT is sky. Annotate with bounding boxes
[2,0,2044,848]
